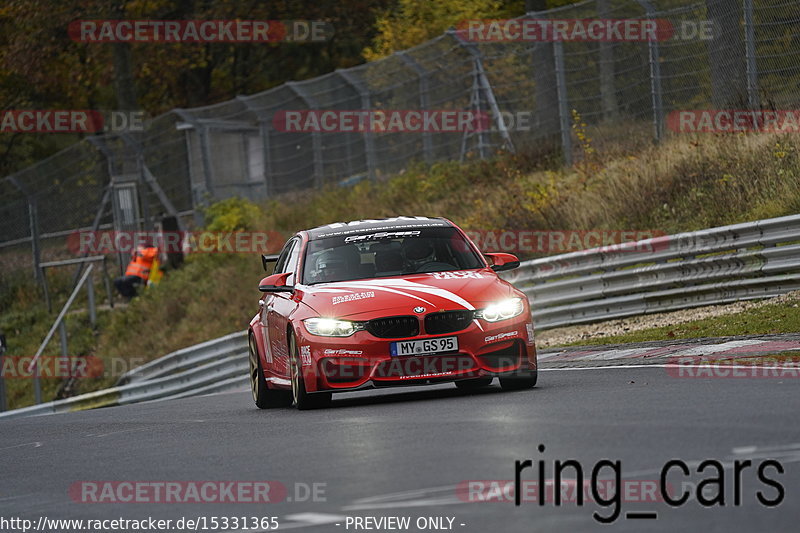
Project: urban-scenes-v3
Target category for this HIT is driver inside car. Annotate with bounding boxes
[402,238,437,272]
[314,246,360,283]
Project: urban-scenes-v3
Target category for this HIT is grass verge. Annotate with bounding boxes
[562,294,800,346]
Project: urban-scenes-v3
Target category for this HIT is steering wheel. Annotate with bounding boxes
[415,262,456,273]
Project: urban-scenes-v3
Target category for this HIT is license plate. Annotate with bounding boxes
[390,336,458,357]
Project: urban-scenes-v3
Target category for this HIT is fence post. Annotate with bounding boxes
[638,0,664,142]
[337,70,378,181]
[286,82,325,189]
[397,51,434,163]
[553,41,573,166]
[0,333,6,412]
[597,0,619,120]
[87,279,96,327]
[7,176,44,285]
[743,0,759,110]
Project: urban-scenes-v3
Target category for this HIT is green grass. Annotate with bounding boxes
[562,295,800,346]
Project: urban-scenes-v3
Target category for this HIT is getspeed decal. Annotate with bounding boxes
[485,331,518,343]
[323,349,364,356]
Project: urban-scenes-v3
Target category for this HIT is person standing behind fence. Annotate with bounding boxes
[114,242,159,299]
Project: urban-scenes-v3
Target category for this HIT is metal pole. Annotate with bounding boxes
[743,0,759,110]
[286,83,325,189]
[0,366,5,411]
[198,126,216,198]
[638,1,664,142]
[59,322,68,361]
[42,265,52,313]
[397,51,434,163]
[103,256,114,309]
[29,199,44,286]
[553,41,573,166]
[87,278,97,327]
[34,361,41,404]
[337,70,377,181]
[0,332,6,412]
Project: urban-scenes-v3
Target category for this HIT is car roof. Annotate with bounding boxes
[305,216,453,240]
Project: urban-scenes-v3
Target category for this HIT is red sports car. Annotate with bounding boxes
[248,216,538,409]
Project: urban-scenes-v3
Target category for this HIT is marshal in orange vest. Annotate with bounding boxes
[125,246,158,281]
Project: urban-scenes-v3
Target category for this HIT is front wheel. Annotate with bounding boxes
[289,331,331,410]
[499,368,537,391]
[249,333,292,409]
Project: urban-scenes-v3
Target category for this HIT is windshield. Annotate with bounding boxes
[302,227,484,284]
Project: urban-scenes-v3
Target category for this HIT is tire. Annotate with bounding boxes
[289,331,332,410]
[499,368,538,391]
[455,377,493,390]
[249,333,292,409]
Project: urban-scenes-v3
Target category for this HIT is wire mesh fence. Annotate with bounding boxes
[2,0,799,277]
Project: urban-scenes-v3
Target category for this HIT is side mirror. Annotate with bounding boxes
[259,272,293,292]
[485,252,520,272]
[261,254,280,272]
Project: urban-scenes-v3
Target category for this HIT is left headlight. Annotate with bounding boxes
[475,298,525,322]
[303,318,364,337]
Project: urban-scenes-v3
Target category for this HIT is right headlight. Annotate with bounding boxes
[303,318,364,337]
[474,298,525,322]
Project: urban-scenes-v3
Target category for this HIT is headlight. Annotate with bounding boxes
[475,298,525,322]
[303,318,364,337]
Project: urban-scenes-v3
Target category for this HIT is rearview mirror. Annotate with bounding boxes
[485,252,520,272]
[259,272,293,292]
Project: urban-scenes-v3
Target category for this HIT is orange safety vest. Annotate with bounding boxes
[125,246,158,281]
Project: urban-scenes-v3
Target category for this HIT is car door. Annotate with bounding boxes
[266,237,302,378]
[259,239,294,376]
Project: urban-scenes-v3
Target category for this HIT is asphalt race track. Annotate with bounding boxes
[1,360,799,532]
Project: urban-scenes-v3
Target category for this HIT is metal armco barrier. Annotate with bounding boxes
[0,332,248,420]
[505,214,800,330]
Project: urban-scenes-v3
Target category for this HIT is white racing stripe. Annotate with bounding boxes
[338,279,475,310]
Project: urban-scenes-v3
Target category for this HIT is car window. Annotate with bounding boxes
[284,239,302,285]
[273,238,297,275]
[303,227,484,284]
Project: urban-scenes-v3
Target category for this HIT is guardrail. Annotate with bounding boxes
[0,332,248,420]
[504,214,800,330]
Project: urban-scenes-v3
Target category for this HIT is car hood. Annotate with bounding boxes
[297,269,516,320]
